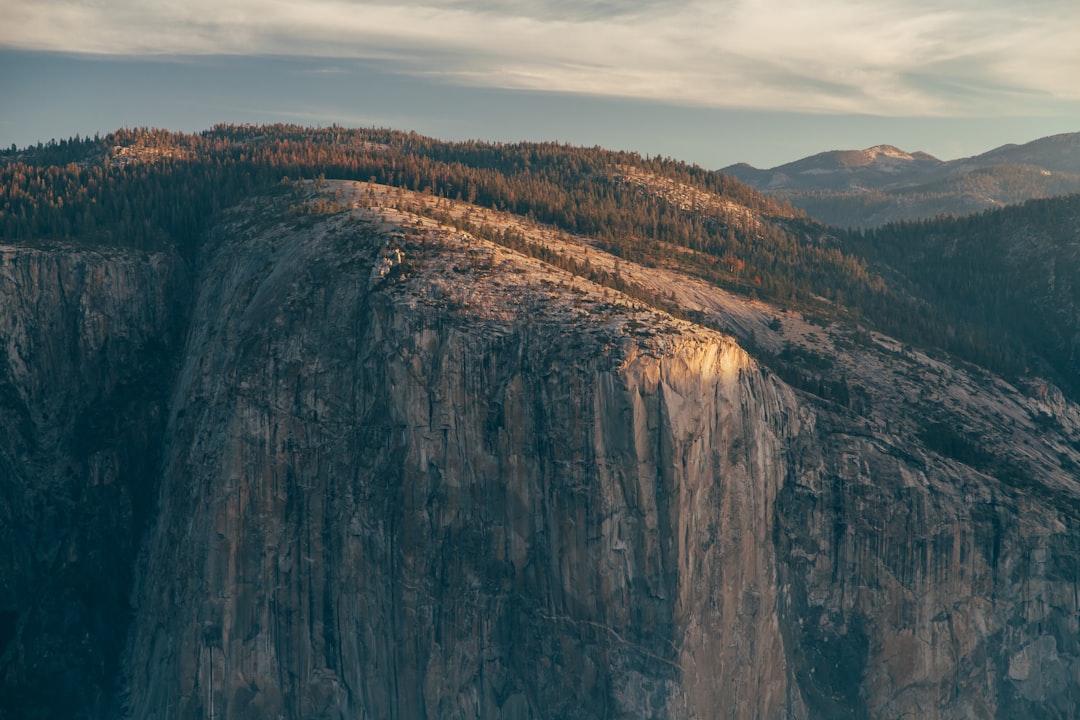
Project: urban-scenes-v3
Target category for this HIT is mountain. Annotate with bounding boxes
[722,144,945,192]
[2,126,1079,719]
[966,132,1080,174]
[722,132,1080,227]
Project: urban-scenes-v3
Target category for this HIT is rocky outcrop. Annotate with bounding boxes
[3,189,1079,718]
[0,245,187,718]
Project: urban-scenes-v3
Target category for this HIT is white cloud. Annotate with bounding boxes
[3,0,1078,116]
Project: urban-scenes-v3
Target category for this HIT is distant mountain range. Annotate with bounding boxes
[722,132,1080,227]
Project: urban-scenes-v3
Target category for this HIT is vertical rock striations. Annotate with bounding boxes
[122,210,804,719]
[0,245,187,718]
[777,416,1080,719]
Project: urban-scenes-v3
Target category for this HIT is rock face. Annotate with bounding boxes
[122,211,802,719]
[2,192,1079,718]
[778,420,1080,719]
[0,245,187,717]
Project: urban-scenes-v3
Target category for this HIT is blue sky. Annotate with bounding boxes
[2,0,1079,168]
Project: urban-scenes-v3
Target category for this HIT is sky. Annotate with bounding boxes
[2,0,1079,168]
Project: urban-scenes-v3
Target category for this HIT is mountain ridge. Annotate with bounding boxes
[721,131,1080,227]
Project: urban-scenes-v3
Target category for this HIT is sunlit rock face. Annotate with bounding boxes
[3,199,1079,719]
[120,210,803,719]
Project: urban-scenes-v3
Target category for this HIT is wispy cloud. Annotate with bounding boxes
[4,0,1078,116]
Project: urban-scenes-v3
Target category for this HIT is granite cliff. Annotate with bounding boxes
[0,245,187,716]
[2,180,1079,718]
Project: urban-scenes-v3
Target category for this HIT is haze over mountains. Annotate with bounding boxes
[723,131,1080,228]
[2,126,1079,719]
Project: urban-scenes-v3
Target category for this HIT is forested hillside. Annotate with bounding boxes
[2,124,1077,398]
[843,196,1080,397]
